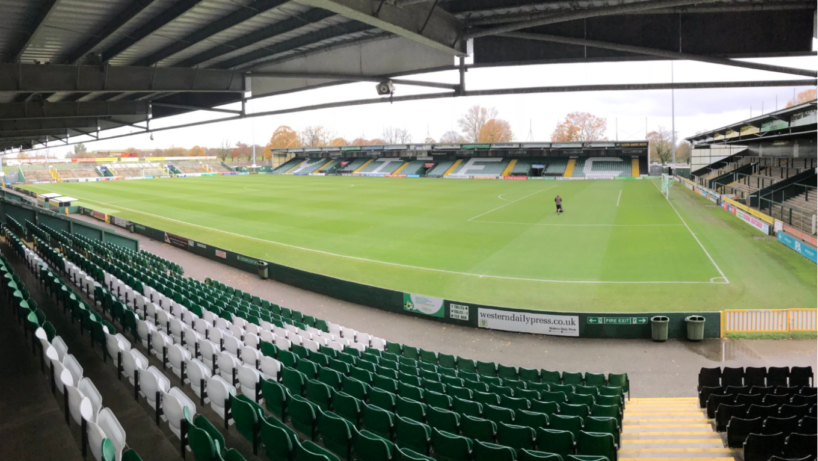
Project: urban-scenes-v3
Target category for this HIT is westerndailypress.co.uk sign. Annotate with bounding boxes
[477,308,579,337]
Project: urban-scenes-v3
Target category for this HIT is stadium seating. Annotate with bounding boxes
[447,158,510,178]
[21,168,54,182]
[337,158,369,173]
[208,163,234,173]
[399,160,429,176]
[56,168,100,179]
[272,157,303,174]
[5,217,634,461]
[426,160,455,177]
[172,163,207,174]
[572,157,630,179]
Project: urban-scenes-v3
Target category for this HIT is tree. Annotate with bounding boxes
[188,145,205,157]
[381,127,412,144]
[458,105,498,142]
[164,147,186,157]
[215,139,231,161]
[73,143,87,154]
[551,112,607,142]
[647,127,676,164]
[786,89,816,107]
[424,137,436,144]
[330,137,349,147]
[478,119,513,143]
[675,141,692,164]
[235,142,252,159]
[299,126,335,147]
[439,131,464,143]
[267,126,302,149]
[350,137,369,146]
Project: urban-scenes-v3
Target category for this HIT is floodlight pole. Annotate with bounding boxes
[671,61,676,168]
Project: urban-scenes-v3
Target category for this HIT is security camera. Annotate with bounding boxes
[376,80,395,96]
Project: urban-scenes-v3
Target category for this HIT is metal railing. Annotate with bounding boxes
[722,309,817,335]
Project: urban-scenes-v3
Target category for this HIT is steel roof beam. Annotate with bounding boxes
[501,31,817,78]
[465,0,732,39]
[0,64,246,93]
[64,0,157,64]
[250,70,458,89]
[6,0,63,63]
[295,0,465,55]
[101,0,204,62]
[133,0,291,66]
[177,9,336,68]
[0,101,149,121]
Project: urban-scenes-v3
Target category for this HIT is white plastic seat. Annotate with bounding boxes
[341,327,357,341]
[245,323,260,335]
[356,333,372,346]
[260,356,281,381]
[273,326,289,339]
[207,327,224,349]
[156,309,170,332]
[145,302,159,322]
[106,333,131,369]
[228,324,244,341]
[207,375,236,421]
[275,337,291,351]
[285,325,299,336]
[168,344,191,380]
[169,317,185,344]
[187,359,212,401]
[259,330,275,344]
[313,336,329,347]
[65,382,88,426]
[241,346,261,369]
[86,420,108,461]
[194,318,210,337]
[260,320,275,332]
[55,367,74,395]
[78,377,103,418]
[223,334,241,357]
[203,310,215,322]
[328,323,342,337]
[348,342,366,353]
[303,339,320,353]
[163,387,196,439]
[232,316,247,330]
[199,339,219,372]
[244,332,259,350]
[217,351,240,385]
[141,366,170,409]
[371,337,387,350]
[152,331,173,361]
[63,354,84,387]
[97,408,126,461]
[215,318,230,330]
[328,341,344,353]
[122,349,148,387]
[238,364,262,401]
[184,328,202,357]
[136,319,156,350]
[134,296,145,316]
[289,334,303,347]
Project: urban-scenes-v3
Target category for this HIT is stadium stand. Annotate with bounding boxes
[447,158,510,178]
[356,158,405,175]
[56,168,100,180]
[5,217,634,461]
[572,157,631,179]
[337,158,369,173]
[272,158,303,174]
[543,158,570,177]
[172,163,207,174]
[21,168,55,182]
[426,160,455,178]
[207,163,234,173]
[509,159,532,176]
[106,163,163,178]
[396,160,428,176]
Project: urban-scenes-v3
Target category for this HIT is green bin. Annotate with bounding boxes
[257,261,269,280]
[685,315,706,341]
[651,316,669,342]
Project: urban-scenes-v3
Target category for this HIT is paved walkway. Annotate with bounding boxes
[64,213,818,397]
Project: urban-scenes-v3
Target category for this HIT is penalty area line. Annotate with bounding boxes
[468,186,556,222]
[72,195,725,285]
[651,179,730,284]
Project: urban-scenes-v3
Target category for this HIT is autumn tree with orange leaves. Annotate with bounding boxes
[188,145,205,157]
[478,119,513,143]
[786,89,816,107]
[330,137,349,146]
[551,112,607,142]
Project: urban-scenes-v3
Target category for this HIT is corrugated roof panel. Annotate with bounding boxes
[89,0,180,61]
[159,3,312,67]
[21,0,126,64]
[236,28,385,69]
[0,0,39,61]
[110,0,254,66]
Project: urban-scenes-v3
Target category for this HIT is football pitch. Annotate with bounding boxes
[22,176,816,313]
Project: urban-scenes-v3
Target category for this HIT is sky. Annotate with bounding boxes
[29,53,818,157]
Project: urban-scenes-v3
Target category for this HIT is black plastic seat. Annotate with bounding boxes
[791,395,818,407]
[747,404,779,420]
[716,404,747,432]
[726,417,763,448]
[790,367,814,388]
[725,385,750,396]
[736,394,763,407]
[750,386,775,398]
[764,416,800,436]
[799,416,817,434]
[799,387,817,397]
[744,432,787,461]
[780,404,811,419]
[745,367,767,387]
[765,394,791,406]
[776,386,801,396]
[722,368,745,387]
[707,394,735,419]
[783,433,817,460]
[698,386,723,409]
[699,367,721,390]
[768,368,791,388]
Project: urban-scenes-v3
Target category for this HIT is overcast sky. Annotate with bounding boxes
[36,53,818,157]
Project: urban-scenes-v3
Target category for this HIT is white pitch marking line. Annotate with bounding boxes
[71,194,724,285]
[471,220,683,227]
[468,186,556,222]
[617,189,622,207]
[652,179,730,284]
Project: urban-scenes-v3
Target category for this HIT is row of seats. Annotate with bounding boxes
[701,385,817,416]
[57,168,100,178]
[5,236,140,461]
[698,366,814,392]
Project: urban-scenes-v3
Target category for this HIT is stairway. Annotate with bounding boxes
[620,397,737,461]
[564,159,576,177]
[632,158,640,177]
[443,159,462,176]
[501,159,517,177]
[353,158,373,173]
[392,162,409,175]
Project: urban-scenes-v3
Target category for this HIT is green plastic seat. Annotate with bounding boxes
[460,414,496,443]
[354,428,395,461]
[424,390,452,410]
[489,384,514,397]
[399,363,420,377]
[386,342,403,356]
[261,379,288,420]
[398,382,424,402]
[333,392,362,427]
[278,350,297,368]
[329,359,350,376]
[519,449,563,460]
[561,404,590,419]
[515,409,549,429]
[519,368,540,383]
[502,395,531,411]
[438,354,456,370]
[516,389,541,402]
[551,384,575,395]
[568,394,595,406]
[453,397,482,418]
[289,394,319,440]
[318,368,344,390]
[474,441,516,461]
[403,346,420,360]
[541,391,568,404]
[498,365,519,380]
[441,375,464,388]
[395,415,432,456]
[306,380,333,411]
[584,374,606,387]
[562,373,583,386]
[295,438,341,461]
[595,395,622,408]
[369,387,396,413]
[576,431,616,461]
[584,417,620,447]
[362,404,394,441]
[398,372,422,388]
[536,428,575,458]
[484,404,515,425]
[431,428,472,461]
[459,371,480,383]
[476,361,497,376]
[607,374,629,395]
[349,367,373,384]
[456,357,476,373]
[426,406,460,434]
[231,396,262,453]
[195,414,226,456]
[418,349,437,364]
[282,366,307,396]
[373,374,398,393]
[121,449,144,461]
[474,391,500,407]
[396,446,436,461]
[438,367,458,378]
[259,417,294,461]
[396,396,427,423]
[590,404,621,425]
[341,376,370,401]
[498,421,537,451]
[318,411,354,461]
[102,438,116,461]
[541,370,562,385]
[420,375,443,389]
[464,380,490,394]
[566,456,608,461]
[550,414,584,440]
[481,376,503,386]
[529,401,558,416]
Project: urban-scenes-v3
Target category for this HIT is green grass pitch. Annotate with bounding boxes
[22,175,816,313]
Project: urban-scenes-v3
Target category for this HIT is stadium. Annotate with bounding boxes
[0,1,816,461]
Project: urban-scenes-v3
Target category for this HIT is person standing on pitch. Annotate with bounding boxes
[555,195,563,214]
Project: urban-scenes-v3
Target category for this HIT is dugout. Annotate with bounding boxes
[48,196,79,213]
[37,192,61,203]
